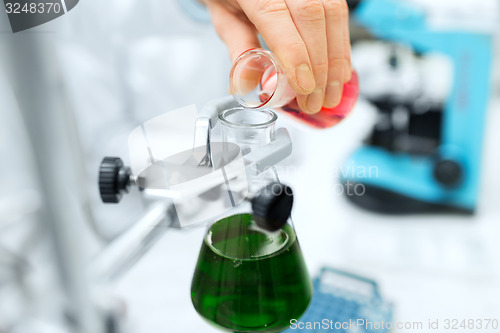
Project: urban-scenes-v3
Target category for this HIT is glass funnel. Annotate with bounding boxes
[191,107,312,332]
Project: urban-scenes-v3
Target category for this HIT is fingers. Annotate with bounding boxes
[323,0,350,108]
[209,0,352,113]
[206,1,261,62]
[237,0,316,95]
[285,0,328,113]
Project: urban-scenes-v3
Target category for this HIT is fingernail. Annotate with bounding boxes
[324,81,342,108]
[306,88,323,114]
[295,64,316,93]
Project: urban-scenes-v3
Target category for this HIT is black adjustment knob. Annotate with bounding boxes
[99,157,132,203]
[433,159,463,188]
[252,182,294,232]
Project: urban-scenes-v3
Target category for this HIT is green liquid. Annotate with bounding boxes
[191,214,312,332]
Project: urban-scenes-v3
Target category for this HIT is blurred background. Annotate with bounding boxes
[0,0,499,332]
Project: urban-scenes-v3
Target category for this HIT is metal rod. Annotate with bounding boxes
[91,202,174,282]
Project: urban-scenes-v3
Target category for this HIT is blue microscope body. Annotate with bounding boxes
[343,0,493,213]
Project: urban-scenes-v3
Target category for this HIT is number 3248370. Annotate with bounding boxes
[443,319,499,330]
[5,2,62,14]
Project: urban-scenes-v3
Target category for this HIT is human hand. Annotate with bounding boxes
[202,0,352,114]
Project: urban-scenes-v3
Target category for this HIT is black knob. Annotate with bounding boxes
[252,182,294,232]
[99,157,132,203]
[433,159,463,188]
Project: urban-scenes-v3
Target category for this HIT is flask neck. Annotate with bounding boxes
[219,107,279,191]
[229,49,295,109]
[219,107,277,154]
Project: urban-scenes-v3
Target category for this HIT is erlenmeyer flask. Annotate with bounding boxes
[191,107,312,332]
[229,48,359,129]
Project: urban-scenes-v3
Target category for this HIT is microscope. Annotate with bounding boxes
[343,0,496,214]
